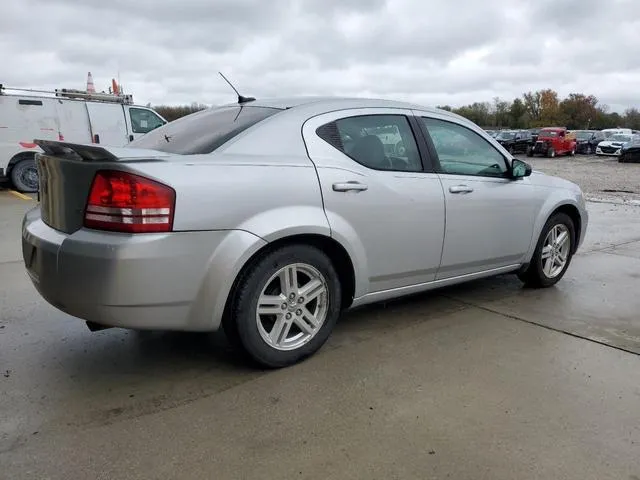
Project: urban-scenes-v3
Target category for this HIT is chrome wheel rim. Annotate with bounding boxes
[541,224,571,278]
[256,263,329,351]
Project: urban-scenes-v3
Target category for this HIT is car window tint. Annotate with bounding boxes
[421,117,508,177]
[129,106,281,155]
[316,115,422,172]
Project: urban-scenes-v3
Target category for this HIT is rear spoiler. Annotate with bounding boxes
[34,139,120,162]
[33,139,172,162]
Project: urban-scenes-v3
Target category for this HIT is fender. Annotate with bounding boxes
[235,205,369,299]
[524,189,585,262]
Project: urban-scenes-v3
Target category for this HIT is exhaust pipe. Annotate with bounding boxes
[86,321,113,332]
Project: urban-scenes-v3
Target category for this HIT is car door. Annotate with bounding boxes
[85,102,127,146]
[302,108,446,294]
[416,113,537,280]
[126,107,167,142]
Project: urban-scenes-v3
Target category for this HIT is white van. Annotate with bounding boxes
[0,85,167,192]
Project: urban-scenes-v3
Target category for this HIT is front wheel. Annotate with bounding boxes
[546,148,556,158]
[227,245,342,368]
[518,212,575,288]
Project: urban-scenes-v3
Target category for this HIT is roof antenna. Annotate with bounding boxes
[218,72,255,104]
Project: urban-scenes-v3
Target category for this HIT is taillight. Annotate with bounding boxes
[84,170,175,233]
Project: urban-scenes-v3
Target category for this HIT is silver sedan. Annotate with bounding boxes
[22,97,588,368]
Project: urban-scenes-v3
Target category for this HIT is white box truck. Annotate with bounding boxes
[0,84,167,192]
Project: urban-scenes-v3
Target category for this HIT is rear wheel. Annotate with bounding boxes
[227,245,341,368]
[10,156,39,193]
[526,147,533,157]
[518,212,575,288]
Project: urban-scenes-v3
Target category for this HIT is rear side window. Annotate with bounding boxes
[129,105,281,154]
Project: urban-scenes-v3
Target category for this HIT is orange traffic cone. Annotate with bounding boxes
[86,72,95,93]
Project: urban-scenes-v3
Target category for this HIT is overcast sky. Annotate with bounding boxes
[2,0,639,112]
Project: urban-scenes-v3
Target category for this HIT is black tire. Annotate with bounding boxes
[10,156,39,193]
[587,145,593,155]
[508,144,514,154]
[228,244,342,368]
[546,148,555,158]
[569,147,575,156]
[518,212,575,288]
[526,147,533,157]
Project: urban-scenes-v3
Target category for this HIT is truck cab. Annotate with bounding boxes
[527,127,577,158]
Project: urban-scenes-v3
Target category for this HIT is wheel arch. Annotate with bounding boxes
[550,203,582,253]
[222,233,357,326]
[7,150,38,172]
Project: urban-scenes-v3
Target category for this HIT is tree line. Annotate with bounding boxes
[151,89,640,131]
[152,103,208,122]
[437,89,640,131]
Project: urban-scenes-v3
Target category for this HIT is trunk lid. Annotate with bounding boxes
[34,139,172,234]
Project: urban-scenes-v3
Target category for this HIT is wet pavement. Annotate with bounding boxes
[1,189,640,479]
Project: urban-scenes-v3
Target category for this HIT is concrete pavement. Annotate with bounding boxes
[1,191,640,479]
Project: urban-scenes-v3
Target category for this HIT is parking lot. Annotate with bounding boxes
[1,156,640,479]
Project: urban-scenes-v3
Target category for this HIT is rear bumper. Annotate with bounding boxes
[22,207,267,332]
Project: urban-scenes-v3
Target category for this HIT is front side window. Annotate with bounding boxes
[421,117,508,177]
[316,114,422,171]
[129,108,166,134]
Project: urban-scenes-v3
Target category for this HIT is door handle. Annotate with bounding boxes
[332,181,368,192]
[449,185,474,194]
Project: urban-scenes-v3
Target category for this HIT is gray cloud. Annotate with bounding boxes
[2,0,639,112]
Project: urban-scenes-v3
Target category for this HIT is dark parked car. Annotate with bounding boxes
[529,128,541,143]
[573,130,605,155]
[495,129,533,154]
[619,139,640,163]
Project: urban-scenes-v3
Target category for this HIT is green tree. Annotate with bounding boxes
[509,98,528,128]
[559,93,599,129]
[492,97,511,128]
[623,108,640,130]
[153,102,208,122]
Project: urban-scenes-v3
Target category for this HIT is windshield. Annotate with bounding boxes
[539,130,559,138]
[496,132,515,140]
[575,131,592,140]
[129,105,281,155]
[610,134,632,142]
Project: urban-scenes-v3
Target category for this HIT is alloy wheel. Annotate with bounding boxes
[541,224,571,278]
[256,263,329,351]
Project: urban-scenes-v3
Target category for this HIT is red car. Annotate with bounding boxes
[527,127,577,158]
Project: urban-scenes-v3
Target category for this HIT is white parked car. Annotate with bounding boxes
[596,133,638,156]
[0,84,166,192]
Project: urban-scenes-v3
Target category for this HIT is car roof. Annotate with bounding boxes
[215,95,462,119]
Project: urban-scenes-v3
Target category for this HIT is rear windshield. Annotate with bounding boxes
[129,105,281,154]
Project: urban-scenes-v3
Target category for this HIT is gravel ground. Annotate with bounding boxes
[515,153,640,204]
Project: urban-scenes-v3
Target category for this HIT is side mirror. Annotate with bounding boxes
[510,159,532,179]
